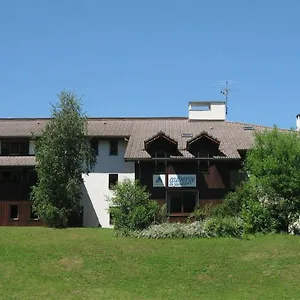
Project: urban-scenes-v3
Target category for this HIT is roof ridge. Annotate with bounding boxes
[225,120,277,129]
[0,117,188,121]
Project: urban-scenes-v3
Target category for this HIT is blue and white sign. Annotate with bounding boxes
[168,174,196,188]
[153,175,166,187]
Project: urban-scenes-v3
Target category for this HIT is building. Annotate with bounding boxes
[0,101,296,227]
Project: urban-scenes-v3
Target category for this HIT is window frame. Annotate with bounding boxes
[108,174,118,189]
[9,204,19,220]
[154,151,167,174]
[167,191,198,216]
[29,205,39,220]
[1,140,30,156]
[109,140,118,156]
[90,139,99,156]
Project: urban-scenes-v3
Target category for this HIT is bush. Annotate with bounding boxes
[155,203,169,224]
[203,216,244,238]
[133,222,207,239]
[108,179,159,231]
[187,203,213,222]
[133,217,244,239]
[213,181,256,218]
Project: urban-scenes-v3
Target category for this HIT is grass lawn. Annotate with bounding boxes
[0,228,300,300]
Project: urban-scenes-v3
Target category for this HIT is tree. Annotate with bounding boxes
[108,179,159,232]
[31,91,96,228]
[243,127,300,232]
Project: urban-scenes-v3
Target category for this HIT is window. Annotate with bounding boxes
[197,160,210,173]
[109,174,118,189]
[109,211,114,225]
[30,205,39,220]
[109,140,118,156]
[154,151,167,173]
[230,169,247,190]
[91,139,99,156]
[0,171,21,183]
[197,151,210,173]
[1,141,29,156]
[168,191,197,214]
[10,205,19,220]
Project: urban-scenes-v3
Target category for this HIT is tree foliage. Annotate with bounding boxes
[31,91,96,227]
[108,179,159,232]
[220,127,300,233]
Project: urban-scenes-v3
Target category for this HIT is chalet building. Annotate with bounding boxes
[0,101,296,227]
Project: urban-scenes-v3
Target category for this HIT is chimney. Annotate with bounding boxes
[188,101,226,121]
[297,114,300,131]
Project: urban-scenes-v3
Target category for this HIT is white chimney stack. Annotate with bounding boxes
[188,101,226,121]
[297,114,300,131]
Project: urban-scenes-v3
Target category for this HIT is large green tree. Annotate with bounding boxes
[221,127,300,233]
[31,91,96,227]
[243,127,300,232]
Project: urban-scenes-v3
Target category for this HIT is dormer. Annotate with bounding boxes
[188,101,226,120]
[186,131,220,157]
[144,131,178,157]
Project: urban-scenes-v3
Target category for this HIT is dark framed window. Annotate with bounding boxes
[109,174,118,189]
[0,171,22,183]
[230,169,247,190]
[1,141,30,156]
[10,205,19,220]
[154,151,167,174]
[197,160,210,173]
[168,191,198,214]
[109,211,114,225]
[109,140,118,156]
[30,205,39,220]
[91,139,99,156]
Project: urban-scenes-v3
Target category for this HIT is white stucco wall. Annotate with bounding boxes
[81,139,135,228]
[188,102,226,120]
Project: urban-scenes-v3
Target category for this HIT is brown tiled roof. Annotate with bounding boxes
[0,156,36,166]
[0,117,281,162]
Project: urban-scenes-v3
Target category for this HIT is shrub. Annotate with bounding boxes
[133,222,207,239]
[203,216,244,238]
[108,179,159,231]
[241,199,277,234]
[213,181,256,218]
[133,217,244,239]
[187,203,213,222]
[155,203,169,224]
[288,215,300,235]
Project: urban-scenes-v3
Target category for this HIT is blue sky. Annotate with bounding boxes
[0,0,299,129]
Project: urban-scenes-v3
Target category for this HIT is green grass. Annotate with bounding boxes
[0,228,300,300]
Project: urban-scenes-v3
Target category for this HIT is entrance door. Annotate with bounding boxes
[167,191,198,215]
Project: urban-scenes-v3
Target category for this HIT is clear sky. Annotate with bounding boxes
[0,0,299,129]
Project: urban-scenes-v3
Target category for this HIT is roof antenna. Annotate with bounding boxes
[218,80,235,115]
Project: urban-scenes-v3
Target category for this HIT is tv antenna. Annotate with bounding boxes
[218,80,235,115]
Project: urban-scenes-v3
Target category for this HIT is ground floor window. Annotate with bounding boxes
[167,191,198,214]
[30,205,39,220]
[10,205,19,220]
[108,174,118,189]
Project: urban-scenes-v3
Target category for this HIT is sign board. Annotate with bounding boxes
[153,174,166,187]
[168,174,196,188]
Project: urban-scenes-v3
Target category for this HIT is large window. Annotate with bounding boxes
[1,141,29,156]
[168,191,198,214]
